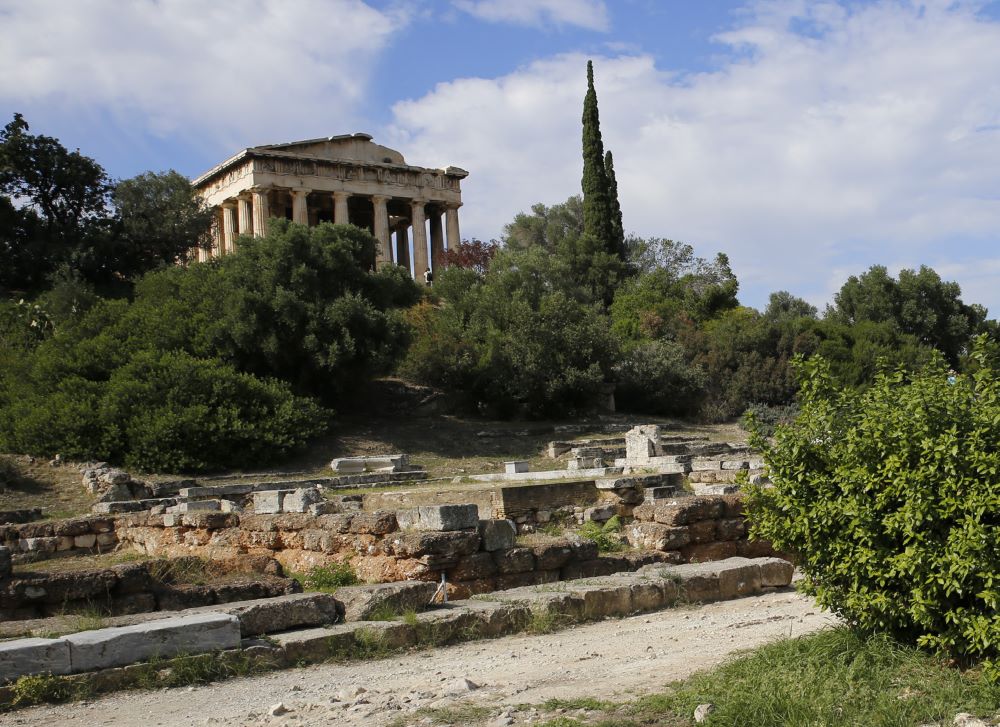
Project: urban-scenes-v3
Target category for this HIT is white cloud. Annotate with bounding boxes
[0,0,408,153]
[452,0,609,31]
[389,1,1000,315]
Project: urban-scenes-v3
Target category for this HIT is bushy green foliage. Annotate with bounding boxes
[579,514,625,553]
[401,248,618,417]
[613,339,706,416]
[297,562,360,591]
[0,222,413,471]
[746,340,1000,666]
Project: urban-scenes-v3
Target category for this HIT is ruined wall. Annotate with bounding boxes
[626,495,777,562]
[1,516,117,560]
[0,557,297,621]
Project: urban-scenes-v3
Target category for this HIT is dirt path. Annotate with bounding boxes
[5,591,834,727]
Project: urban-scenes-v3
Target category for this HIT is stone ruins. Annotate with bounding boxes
[0,424,792,698]
[191,133,468,279]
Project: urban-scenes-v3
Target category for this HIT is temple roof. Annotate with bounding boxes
[191,133,468,188]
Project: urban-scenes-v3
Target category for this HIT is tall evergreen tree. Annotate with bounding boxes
[604,150,624,258]
[581,61,614,252]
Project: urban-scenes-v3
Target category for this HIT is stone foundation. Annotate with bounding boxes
[1,516,117,563]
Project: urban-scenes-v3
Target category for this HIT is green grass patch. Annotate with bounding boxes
[539,627,1000,727]
[291,562,360,592]
[579,515,627,554]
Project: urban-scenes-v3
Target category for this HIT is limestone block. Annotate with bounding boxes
[721,460,750,471]
[282,488,322,514]
[643,486,678,502]
[329,458,366,473]
[690,457,723,472]
[386,530,480,559]
[477,519,516,551]
[757,557,794,587]
[492,547,535,574]
[504,461,529,474]
[532,542,573,571]
[689,520,716,544]
[715,558,762,599]
[73,533,97,548]
[95,532,116,547]
[584,504,616,522]
[195,592,341,636]
[334,580,438,621]
[625,425,659,462]
[448,552,497,581]
[253,491,285,515]
[65,613,241,673]
[21,536,58,553]
[176,500,221,513]
[715,518,746,541]
[348,510,397,535]
[626,522,691,551]
[398,504,478,532]
[0,637,72,681]
[271,623,357,663]
[55,536,74,551]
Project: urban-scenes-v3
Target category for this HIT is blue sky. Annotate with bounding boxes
[3,0,1000,316]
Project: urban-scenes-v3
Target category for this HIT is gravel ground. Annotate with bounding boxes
[5,590,834,727]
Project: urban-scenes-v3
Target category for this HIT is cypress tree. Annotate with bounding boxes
[604,149,624,258]
[581,60,614,252]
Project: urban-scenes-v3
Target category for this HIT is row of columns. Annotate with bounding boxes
[209,188,461,280]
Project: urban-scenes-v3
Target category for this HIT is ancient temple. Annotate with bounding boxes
[190,133,467,278]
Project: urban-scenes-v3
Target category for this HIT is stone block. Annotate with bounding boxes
[721,460,750,470]
[714,558,762,599]
[532,542,573,571]
[65,613,241,672]
[0,637,71,681]
[504,461,529,474]
[757,557,794,587]
[448,552,497,581]
[643,486,678,502]
[56,536,74,551]
[689,520,717,544]
[175,500,221,513]
[95,532,116,547]
[334,580,438,621]
[22,536,58,553]
[583,504,616,522]
[0,546,10,580]
[387,530,480,559]
[398,504,478,532]
[348,510,397,535]
[715,518,746,541]
[492,547,535,574]
[281,488,323,513]
[73,533,97,548]
[272,623,357,663]
[192,592,341,636]
[626,522,691,551]
[477,519,516,551]
[683,540,739,562]
[253,490,285,515]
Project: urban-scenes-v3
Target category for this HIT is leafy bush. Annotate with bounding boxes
[614,339,706,416]
[0,454,22,489]
[298,562,360,591]
[745,340,1000,667]
[579,515,626,553]
[740,402,799,438]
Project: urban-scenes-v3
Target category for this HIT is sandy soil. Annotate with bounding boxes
[6,590,834,727]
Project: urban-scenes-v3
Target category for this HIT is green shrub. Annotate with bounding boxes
[579,514,625,553]
[298,562,359,591]
[740,401,799,438]
[745,340,1000,667]
[613,339,706,416]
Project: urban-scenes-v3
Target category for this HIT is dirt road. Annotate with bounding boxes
[5,590,833,727]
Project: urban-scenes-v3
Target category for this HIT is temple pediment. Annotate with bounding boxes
[252,133,406,166]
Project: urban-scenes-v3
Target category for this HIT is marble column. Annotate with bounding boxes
[221,201,237,255]
[251,187,269,238]
[445,202,462,255]
[395,221,410,273]
[236,193,252,245]
[333,191,350,225]
[290,189,310,225]
[428,207,445,272]
[410,199,428,282]
[372,195,392,269]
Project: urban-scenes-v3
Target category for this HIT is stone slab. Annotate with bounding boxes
[398,504,479,531]
[186,593,341,636]
[504,461,530,474]
[334,581,438,621]
[253,490,285,515]
[477,519,516,551]
[65,612,241,673]
[468,467,623,483]
[0,637,71,681]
